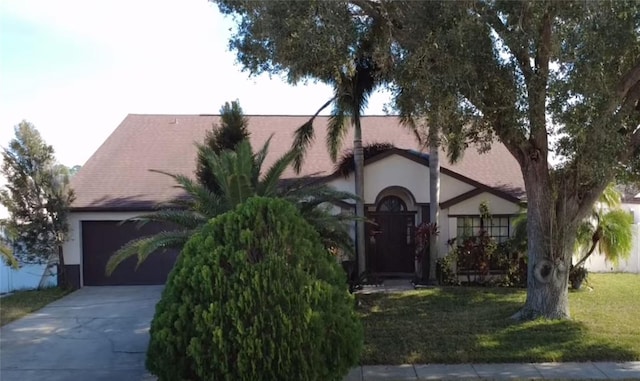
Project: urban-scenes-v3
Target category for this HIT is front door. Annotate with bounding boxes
[366,196,416,274]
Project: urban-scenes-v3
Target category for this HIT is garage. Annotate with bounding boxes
[81,220,179,286]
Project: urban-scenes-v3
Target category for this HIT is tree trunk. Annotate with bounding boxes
[573,228,602,268]
[427,138,440,283]
[38,251,57,290]
[512,157,574,320]
[354,120,366,276]
[56,245,69,289]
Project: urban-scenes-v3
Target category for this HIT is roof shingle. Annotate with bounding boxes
[70,114,525,210]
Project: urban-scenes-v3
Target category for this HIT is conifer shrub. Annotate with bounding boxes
[146,197,362,381]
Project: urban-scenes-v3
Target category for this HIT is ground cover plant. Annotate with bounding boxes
[358,274,640,364]
[0,287,69,326]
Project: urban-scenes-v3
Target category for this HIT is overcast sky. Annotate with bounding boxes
[0,0,392,167]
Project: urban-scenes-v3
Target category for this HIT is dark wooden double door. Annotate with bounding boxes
[366,212,416,274]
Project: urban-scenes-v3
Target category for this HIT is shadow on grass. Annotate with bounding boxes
[356,286,637,365]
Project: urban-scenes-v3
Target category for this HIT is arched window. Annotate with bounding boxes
[376,195,407,212]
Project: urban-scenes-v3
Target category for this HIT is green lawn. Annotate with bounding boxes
[0,287,70,326]
[357,273,640,364]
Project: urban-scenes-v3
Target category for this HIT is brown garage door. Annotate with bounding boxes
[82,221,179,286]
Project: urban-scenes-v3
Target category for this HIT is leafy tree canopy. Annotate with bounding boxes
[107,139,356,275]
[196,100,250,192]
[0,121,75,265]
[216,0,640,319]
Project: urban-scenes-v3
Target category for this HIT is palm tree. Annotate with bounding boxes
[399,100,461,283]
[426,123,440,283]
[106,139,356,275]
[573,184,634,268]
[291,53,387,277]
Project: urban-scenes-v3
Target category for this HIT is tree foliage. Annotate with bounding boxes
[196,100,250,192]
[218,1,420,277]
[216,0,640,319]
[0,121,74,266]
[106,139,356,275]
[574,184,635,268]
[146,197,362,381]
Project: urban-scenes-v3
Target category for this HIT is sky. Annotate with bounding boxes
[0,0,392,168]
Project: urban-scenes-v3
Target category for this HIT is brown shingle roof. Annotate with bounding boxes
[70,114,525,210]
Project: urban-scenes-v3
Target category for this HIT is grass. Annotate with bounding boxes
[0,287,70,326]
[357,273,640,364]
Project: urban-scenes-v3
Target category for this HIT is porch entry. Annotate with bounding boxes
[366,195,418,274]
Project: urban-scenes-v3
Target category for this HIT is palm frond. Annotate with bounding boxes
[226,173,254,206]
[1,242,18,269]
[443,131,468,164]
[574,220,595,254]
[291,97,334,173]
[170,173,226,216]
[399,115,424,146]
[353,56,377,113]
[230,140,256,183]
[125,210,207,230]
[292,119,316,174]
[106,230,194,275]
[333,143,394,178]
[259,149,296,197]
[298,207,355,256]
[212,141,255,206]
[288,185,358,211]
[599,183,622,209]
[252,135,272,182]
[598,209,634,265]
[327,108,349,162]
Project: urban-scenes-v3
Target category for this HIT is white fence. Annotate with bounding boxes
[584,224,640,273]
[0,263,57,294]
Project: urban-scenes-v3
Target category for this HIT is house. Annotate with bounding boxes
[62,115,526,288]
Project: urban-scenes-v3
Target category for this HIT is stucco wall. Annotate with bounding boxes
[326,154,475,205]
[363,155,475,204]
[441,193,523,259]
[325,154,523,260]
[448,193,522,216]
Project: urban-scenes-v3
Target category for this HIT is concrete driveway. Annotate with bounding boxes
[0,286,162,381]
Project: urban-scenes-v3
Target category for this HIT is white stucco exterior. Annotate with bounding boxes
[448,193,522,216]
[326,152,524,260]
[327,154,475,205]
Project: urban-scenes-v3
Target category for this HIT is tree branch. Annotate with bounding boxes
[617,59,640,100]
[475,1,534,81]
[527,7,553,156]
[621,80,640,113]
[613,64,640,168]
[573,228,602,268]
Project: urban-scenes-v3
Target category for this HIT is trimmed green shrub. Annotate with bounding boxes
[146,197,362,381]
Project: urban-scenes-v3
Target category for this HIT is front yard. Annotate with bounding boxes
[0,287,70,326]
[358,273,640,364]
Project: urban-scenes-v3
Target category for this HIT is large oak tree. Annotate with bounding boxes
[215,0,640,319]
